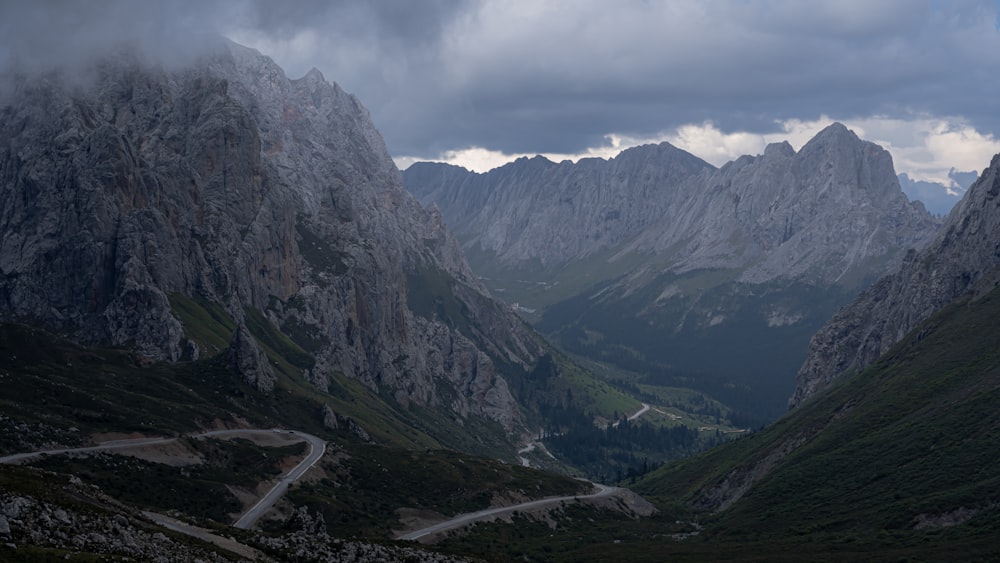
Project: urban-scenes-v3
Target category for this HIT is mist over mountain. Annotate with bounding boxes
[405,125,939,419]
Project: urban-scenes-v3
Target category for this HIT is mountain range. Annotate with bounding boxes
[2,35,999,562]
[404,127,939,418]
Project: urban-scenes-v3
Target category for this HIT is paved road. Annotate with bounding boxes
[397,482,618,542]
[0,436,176,464]
[143,510,265,560]
[612,402,651,428]
[232,429,326,529]
[0,427,326,530]
[628,402,651,421]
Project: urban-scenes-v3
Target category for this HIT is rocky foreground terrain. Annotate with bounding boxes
[0,485,472,562]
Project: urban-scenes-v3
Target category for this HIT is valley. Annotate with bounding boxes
[405,125,938,423]
[0,11,999,561]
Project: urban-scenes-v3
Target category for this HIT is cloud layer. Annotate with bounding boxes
[3,0,999,186]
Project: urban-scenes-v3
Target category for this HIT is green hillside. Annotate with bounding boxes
[423,281,1000,562]
[0,322,592,547]
[628,284,1000,559]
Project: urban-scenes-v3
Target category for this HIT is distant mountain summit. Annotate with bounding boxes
[405,124,938,418]
[792,152,1000,407]
[630,151,1000,557]
[406,141,715,267]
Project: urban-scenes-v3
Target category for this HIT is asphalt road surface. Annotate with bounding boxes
[398,482,618,541]
[0,436,175,464]
[232,429,327,529]
[0,427,326,529]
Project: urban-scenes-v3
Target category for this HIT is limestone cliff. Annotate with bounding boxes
[408,124,934,288]
[406,143,714,267]
[790,153,1000,407]
[0,40,542,434]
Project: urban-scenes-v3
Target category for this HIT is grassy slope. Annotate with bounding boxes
[0,463,242,561]
[538,271,851,421]
[27,438,306,523]
[628,285,1000,558]
[425,285,1000,562]
[463,244,657,317]
[0,321,591,541]
[285,445,588,538]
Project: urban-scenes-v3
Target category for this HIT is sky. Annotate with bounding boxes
[2,0,1000,190]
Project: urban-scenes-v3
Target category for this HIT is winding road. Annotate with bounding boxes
[612,402,651,428]
[397,482,619,542]
[232,429,326,529]
[0,427,326,529]
[628,402,651,421]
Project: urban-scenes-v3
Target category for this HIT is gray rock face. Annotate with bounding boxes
[676,125,934,285]
[407,124,935,288]
[0,40,542,434]
[227,325,275,393]
[406,143,715,267]
[790,153,1000,407]
[405,124,938,417]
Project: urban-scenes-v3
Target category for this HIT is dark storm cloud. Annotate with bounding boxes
[384,0,1000,156]
[247,0,470,46]
[2,1,999,164]
[0,0,250,73]
[217,0,1000,159]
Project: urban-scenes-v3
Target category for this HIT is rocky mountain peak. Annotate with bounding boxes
[302,67,326,82]
[405,126,938,419]
[763,141,795,159]
[804,121,855,144]
[0,38,542,435]
[791,152,1000,407]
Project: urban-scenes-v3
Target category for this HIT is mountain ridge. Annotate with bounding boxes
[791,152,1000,406]
[405,124,938,418]
[0,39,546,440]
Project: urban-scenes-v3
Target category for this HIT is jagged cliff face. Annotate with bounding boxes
[408,124,933,287]
[642,127,932,284]
[407,143,715,267]
[791,153,1000,408]
[405,125,937,418]
[0,40,543,433]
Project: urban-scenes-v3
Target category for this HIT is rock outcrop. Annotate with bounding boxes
[0,39,543,435]
[790,153,1000,407]
[227,325,275,393]
[0,478,473,562]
